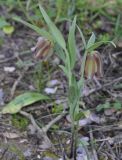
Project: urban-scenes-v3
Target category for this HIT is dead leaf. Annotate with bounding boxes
[3,132,20,139]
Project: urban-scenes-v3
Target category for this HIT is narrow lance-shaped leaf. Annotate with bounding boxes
[13,16,52,41]
[77,25,86,48]
[87,41,116,52]
[39,4,66,50]
[68,16,77,69]
[1,92,49,114]
[54,43,66,62]
[78,50,88,89]
[115,14,121,35]
[69,75,79,120]
[77,26,87,89]
[87,32,96,49]
[59,65,68,76]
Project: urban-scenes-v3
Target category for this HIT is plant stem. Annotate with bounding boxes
[69,50,88,159]
[64,48,72,86]
[78,50,87,89]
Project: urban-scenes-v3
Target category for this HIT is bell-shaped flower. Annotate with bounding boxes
[31,37,53,60]
[84,51,103,79]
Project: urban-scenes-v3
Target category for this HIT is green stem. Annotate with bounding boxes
[78,50,88,89]
[70,122,75,158]
[64,48,72,86]
[70,120,79,159]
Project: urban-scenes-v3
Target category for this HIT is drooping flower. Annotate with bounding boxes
[31,37,53,60]
[84,51,103,79]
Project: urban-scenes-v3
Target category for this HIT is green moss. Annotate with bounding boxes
[0,143,25,160]
[42,151,59,159]
[11,114,29,130]
[9,145,25,160]
[52,104,63,114]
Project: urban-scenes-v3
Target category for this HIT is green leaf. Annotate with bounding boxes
[113,101,122,110]
[39,4,66,50]
[68,16,77,69]
[96,101,122,112]
[54,44,66,62]
[59,65,68,75]
[1,92,49,114]
[13,16,52,40]
[87,32,96,49]
[77,26,86,48]
[79,139,89,147]
[0,18,9,28]
[96,102,110,112]
[69,75,80,119]
[78,50,88,89]
[115,14,121,35]
[74,112,85,121]
[87,41,116,52]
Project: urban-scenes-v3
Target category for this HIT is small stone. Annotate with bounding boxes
[47,79,60,87]
[0,88,4,105]
[23,149,32,157]
[4,66,15,72]
[44,87,57,94]
[104,108,115,116]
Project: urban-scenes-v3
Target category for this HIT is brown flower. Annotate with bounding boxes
[31,37,53,60]
[84,51,103,79]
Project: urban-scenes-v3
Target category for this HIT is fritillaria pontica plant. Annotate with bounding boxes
[13,4,116,159]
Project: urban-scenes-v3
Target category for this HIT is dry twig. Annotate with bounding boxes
[10,67,29,99]
[20,110,67,149]
[89,127,98,160]
[83,77,122,97]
